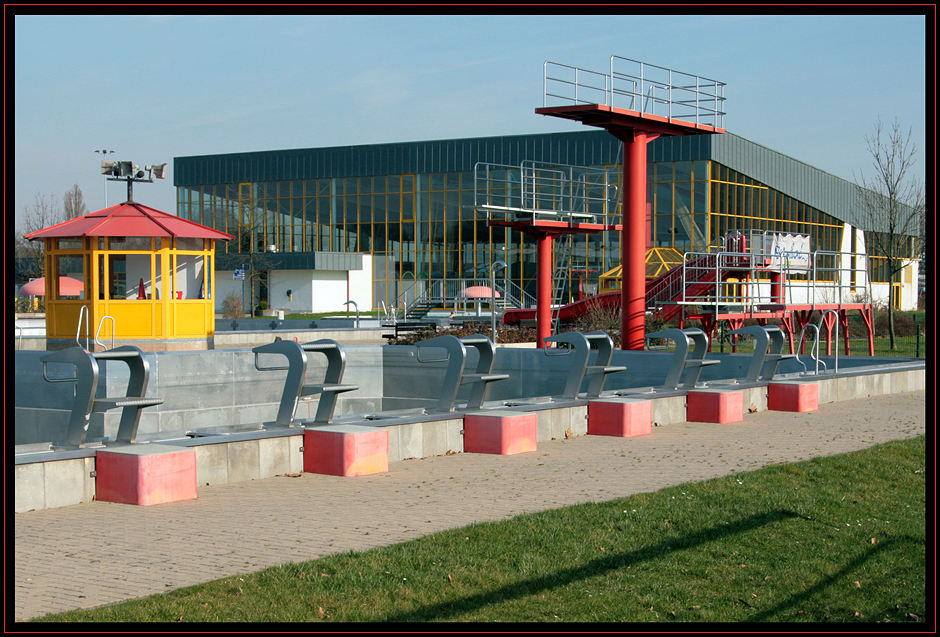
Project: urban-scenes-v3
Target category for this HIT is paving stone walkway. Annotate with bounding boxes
[13,390,925,622]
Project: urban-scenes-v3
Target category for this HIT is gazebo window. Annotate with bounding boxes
[108,237,152,251]
[52,255,84,299]
[173,253,205,299]
[109,255,127,299]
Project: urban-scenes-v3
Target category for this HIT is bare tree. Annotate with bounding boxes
[218,198,276,312]
[854,118,925,349]
[16,192,62,280]
[63,183,88,220]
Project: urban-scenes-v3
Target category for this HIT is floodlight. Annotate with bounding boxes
[101,160,118,175]
[148,163,168,179]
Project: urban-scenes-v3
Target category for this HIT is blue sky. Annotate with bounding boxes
[12,13,928,226]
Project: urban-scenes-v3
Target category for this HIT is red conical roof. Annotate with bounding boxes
[24,200,234,241]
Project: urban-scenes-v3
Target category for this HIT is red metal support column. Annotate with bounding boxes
[620,130,657,350]
[535,232,555,348]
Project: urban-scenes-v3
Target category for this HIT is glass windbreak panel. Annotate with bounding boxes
[153,254,162,299]
[53,255,85,299]
[56,239,82,250]
[174,253,204,299]
[109,237,152,251]
[109,255,126,299]
[97,254,105,299]
[125,253,154,299]
[176,238,203,251]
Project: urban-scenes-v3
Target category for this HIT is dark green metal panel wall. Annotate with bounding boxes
[174,131,623,185]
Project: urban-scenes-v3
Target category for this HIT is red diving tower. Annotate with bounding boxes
[475,161,622,348]
[537,56,726,349]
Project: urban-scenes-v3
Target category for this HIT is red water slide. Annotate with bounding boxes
[502,254,747,325]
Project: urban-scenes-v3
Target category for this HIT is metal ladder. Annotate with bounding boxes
[551,234,572,334]
[76,305,116,350]
[795,310,841,376]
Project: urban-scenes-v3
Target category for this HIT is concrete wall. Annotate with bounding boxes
[14,361,925,513]
[14,342,922,447]
[14,345,385,446]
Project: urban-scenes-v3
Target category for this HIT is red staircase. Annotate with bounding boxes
[503,252,748,325]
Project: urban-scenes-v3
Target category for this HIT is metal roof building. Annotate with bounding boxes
[173,130,910,311]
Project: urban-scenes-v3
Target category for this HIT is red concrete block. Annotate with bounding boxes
[687,389,744,423]
[463,410,537,455]
[768,382,819,412]
[95,444,197,506]
[588,398,652,437]
[304,425,389,476]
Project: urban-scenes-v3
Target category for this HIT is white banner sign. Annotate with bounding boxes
[764,233,811,271]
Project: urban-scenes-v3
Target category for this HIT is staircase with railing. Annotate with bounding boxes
[384,278,535,323]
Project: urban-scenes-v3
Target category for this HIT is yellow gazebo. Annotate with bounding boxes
[25,200,233,351]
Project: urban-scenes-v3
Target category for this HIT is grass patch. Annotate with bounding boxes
[36,437,926,624]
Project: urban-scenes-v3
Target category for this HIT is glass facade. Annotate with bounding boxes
[177,133,869,311]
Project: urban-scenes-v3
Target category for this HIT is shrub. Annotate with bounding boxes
[386,322,536,346]
[221,293,244,319]
[873,310,917,337]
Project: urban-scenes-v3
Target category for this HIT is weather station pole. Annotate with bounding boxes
[95,150,114,207]
[100,161,168,203]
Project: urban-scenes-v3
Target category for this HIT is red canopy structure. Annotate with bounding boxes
[24,201,234,241]
[18,276,84,296]
[460,286,500,299]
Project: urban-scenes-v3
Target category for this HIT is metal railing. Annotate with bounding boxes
[402,278,535,319]
[795,311,842,376]
[665,246,873,315]
[95,315,115,351]
[475,161,622,228]
[543,56,726,130]
[76,305,90,349]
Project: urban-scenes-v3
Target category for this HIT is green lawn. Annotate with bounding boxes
[34,436,926,624]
